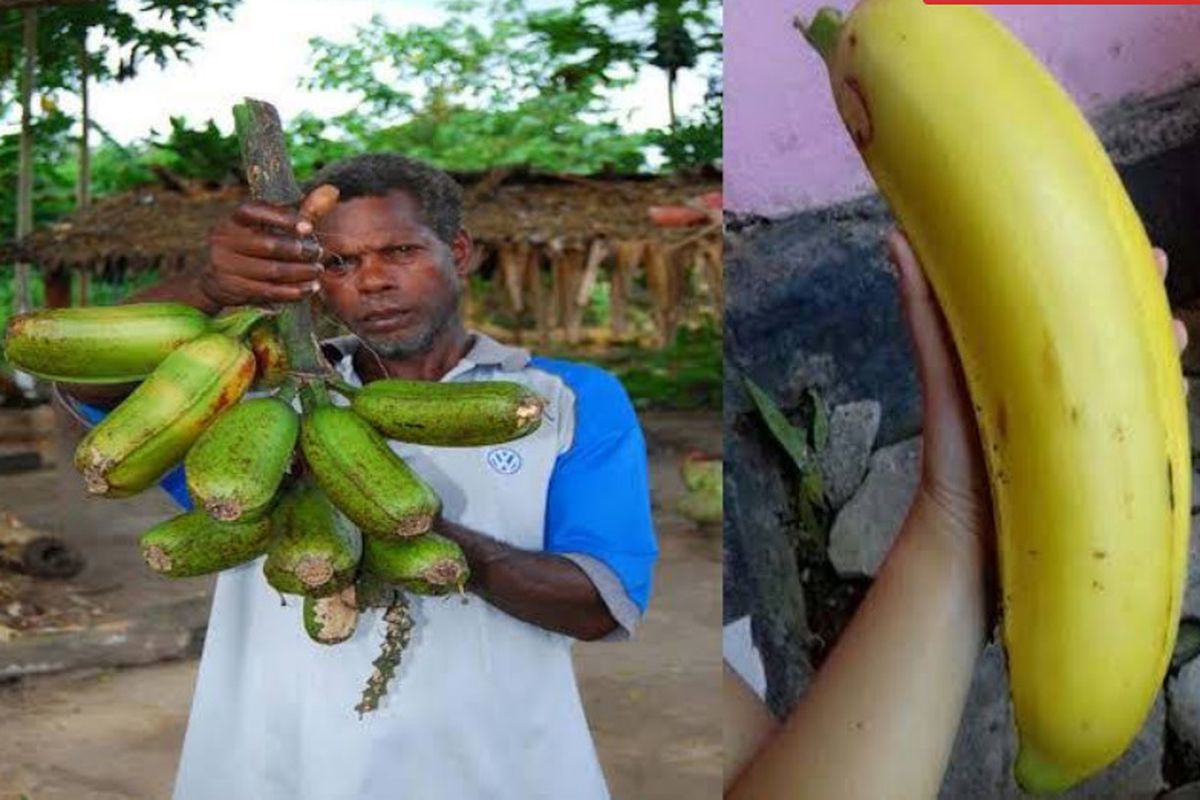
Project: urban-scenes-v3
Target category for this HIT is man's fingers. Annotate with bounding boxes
[232,201,305,232]
[215,228,323,264]
[213,272,320,304]
[297,184,340,235]
[214,250,323,284]
[1174,319,1188,352]
[1153,247,1169,281]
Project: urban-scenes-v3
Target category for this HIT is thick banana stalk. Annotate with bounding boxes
[4,302,211,383]
[300,405,441,539]
[361,533,469,596]
[185,396,299,521]
[303,586,359,645]
[139,509,273,577]
[350,379,545,447]
[803,1,1189,792]
[263,481,361,597]
[74,333,256,497]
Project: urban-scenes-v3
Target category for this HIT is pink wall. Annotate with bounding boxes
[726,3,1200,217]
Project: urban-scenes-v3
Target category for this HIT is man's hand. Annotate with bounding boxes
[190,185,340,313]
[436,518,619,642]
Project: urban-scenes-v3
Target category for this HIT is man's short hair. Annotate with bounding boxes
[304,153,463,245]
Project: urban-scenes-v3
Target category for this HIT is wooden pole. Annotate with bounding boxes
[76,28,90,210]
[13,7,36,314]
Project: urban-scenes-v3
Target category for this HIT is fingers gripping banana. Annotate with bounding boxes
[804,0,1189,792]
[74,333,256,497]
[300,406,441,539]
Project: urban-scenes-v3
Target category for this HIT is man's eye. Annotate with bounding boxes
[384,245,417,260]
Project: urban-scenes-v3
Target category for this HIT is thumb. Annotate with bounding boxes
[296,184,341,236]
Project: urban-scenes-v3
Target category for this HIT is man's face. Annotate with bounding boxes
[314,191,471,357]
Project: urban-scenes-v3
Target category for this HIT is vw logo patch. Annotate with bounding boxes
[486,447,522,475]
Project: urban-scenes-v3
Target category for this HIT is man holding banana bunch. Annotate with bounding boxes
[61,153,658,800]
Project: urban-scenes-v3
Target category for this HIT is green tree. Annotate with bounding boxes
[303,1,647,174]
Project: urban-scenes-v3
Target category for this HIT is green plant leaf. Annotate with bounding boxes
[742,375,812,471]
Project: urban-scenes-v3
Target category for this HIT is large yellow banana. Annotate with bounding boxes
[803,1,1189,792]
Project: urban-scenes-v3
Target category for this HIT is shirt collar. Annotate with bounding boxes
[322,330,530,383]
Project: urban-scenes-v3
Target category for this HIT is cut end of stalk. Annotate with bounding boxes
[516,399,544,427]
[796,7,844,66]
[144,545,171,573]
[395,514,434,538]
[425,560,466,587]
[204,498,243,522]
[296,555,335,588]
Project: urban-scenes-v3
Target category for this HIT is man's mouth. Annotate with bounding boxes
[358,308,415,333]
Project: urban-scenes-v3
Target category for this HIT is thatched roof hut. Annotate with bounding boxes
[5,168,722,345]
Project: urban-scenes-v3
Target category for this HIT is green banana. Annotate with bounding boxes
[185,396,299,521]
[263,482,362,597]
[139,509,273,577]
[350,379,545,446]
[3,302,211,383]
[74,333,256,497]
[300,405,441,539]
[303,586,359,645]
[362,533,469,596]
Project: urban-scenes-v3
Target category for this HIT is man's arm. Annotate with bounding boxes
[439,519,618,641]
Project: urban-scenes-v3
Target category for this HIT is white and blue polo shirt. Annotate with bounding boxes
[73,331,658,800]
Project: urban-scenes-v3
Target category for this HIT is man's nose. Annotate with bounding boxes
[356,252,399,293]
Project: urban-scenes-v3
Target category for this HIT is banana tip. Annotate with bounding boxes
[1014,745,1083,796]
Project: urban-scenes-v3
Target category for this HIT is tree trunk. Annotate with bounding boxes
[14,7,36,315]
[667,69,677,130]
[76,29,90,210]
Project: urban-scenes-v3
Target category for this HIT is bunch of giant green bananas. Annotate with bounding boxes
[3,302,546,654]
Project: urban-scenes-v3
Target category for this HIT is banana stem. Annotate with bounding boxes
[325,377,361,399]
[796,7,844,65]
[232,99,332,392]
[275,379,300,405]
[299,379,331,412]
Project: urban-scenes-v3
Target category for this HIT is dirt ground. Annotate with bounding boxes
[0,410,721,800]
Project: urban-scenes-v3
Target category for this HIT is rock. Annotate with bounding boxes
[723,409,813,716]
[827,437,921,577]
[724,195,923,448]
[941,639,1166,799]
[1183,515,1200,620]
[820,400,882,510]
[1161,782,1200,799]
[1171,654,1200,754]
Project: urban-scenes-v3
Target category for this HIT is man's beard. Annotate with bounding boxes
[357,298,458,358]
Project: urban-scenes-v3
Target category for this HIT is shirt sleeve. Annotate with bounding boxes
[534,358,659,639]
[62,389,194,511]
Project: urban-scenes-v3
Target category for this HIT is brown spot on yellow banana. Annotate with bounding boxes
[350,379,545,446]
[263,481,362,597]
[299,405,441,539]
[139,509,273,577]
[74,333,256,497]
[3,302,211,383]
[185,396,299,522]
[802,1,1189,792]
